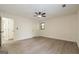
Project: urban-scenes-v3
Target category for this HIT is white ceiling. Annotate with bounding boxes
[0,4,79,19]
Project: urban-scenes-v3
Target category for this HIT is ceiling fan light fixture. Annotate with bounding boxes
[34,11,46,18]
[37,15,42,18]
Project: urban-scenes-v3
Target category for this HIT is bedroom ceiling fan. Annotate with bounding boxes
[34,12,46,18]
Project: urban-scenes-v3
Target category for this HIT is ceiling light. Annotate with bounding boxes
[38,15,42,17]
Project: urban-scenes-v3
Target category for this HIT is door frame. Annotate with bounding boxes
[0,16,1,47]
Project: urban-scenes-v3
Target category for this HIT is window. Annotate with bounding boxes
[40,22,45,30]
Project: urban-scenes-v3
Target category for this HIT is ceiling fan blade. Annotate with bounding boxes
[35,12,38,15]
[42,15,46,17]
[42,13,46,15]
[39,12,41,14]
[34,15,37,17]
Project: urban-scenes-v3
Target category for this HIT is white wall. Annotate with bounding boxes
[40,14,78,42]
[0,12,39,41]
[14,17,39,40]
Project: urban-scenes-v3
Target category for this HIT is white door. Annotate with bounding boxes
[1,17,14,44]
[8,18,14,40]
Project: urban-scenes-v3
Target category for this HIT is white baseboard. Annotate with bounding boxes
[40,35,76,42]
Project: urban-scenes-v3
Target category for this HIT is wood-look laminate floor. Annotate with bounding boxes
[0,36,79,54]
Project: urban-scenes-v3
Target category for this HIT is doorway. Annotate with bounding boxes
[1,17,14,46]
